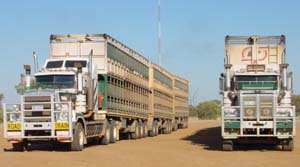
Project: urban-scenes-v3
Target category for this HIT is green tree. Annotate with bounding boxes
[189,105,198,117]
[0,93,3,108]
[190,100,221,120]
[0,93,3,102]
[291,94,300,116]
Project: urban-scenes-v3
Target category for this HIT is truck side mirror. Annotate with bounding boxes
[287,72,293,91]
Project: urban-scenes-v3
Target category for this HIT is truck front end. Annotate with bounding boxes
[220,35,295,151]
[2,58,90,151]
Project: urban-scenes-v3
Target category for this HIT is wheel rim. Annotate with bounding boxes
[113,126,117,139]
[136,125,139,136]
[141,126,144,136]
[106,128,110,140]
[79,128,84,146]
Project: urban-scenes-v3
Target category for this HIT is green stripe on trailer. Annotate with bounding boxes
[276,122,293,128]
[224,121,240,129]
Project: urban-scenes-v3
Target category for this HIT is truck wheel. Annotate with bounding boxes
[109,120,117,143]
[70,123,85,151]
[131,122,139,140]
[183,121,186,128]
[282,139,294,151]
[185,120,189,128]
[167,122,170,134]
[154,121,159,136]
[137,122,142,139]
[149,122,155,137]
[173,120,178,131]
[12,143,25,152]
[162,126,167,134]
[140,122,145,138]
[222,140,233,151]
[100,121,110,145]
[168,122,172,134]
[143,122,148,138]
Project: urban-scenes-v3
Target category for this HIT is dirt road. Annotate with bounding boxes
[0,120,299,167]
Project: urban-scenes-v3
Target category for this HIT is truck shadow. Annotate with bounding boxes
[4,135,133,152]
[182,126,279,151]
[182,126,222,150]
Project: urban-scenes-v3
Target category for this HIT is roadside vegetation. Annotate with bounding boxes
[292,94,300,116]
[189,100,221,120]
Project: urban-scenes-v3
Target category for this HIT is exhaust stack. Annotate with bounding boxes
[24,65,31,90]
[224,64,232,91]
[84,50,95,118]
[281,64,289,90]
[33,51,38,73]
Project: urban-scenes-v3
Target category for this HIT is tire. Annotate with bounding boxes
[185,120,189,128]
[12,143,25,152]
[155,121,159,136]
[182,121,186,129]
[149,122,155,137]
[70,123,85,151]
[140,122,145,138]
[173,120,178,131]
[168,122,172,134]
[137,122,142,139]
[143,122,148,138]
[222,140,233,151]
[100,121,110,145]
[162,125,167,134]
[131,122,139,140]
[109,120,117,143]
[282,139,294,151]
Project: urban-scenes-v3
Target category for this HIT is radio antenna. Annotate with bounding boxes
[158,0,162,66]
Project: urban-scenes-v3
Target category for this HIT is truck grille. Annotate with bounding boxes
[259,96,273,118]
[242,96,256,118]
[241,95,275,119]
[23,96,52,119]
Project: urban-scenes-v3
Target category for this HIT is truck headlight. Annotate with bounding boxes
[60,95,71,101]
[55,104,62,111]
[13,104,20,112]
[244,108,256,117]
[224,109,239,117]
[276,109,292,117]
[10,105,21,122]
[261,108,272,117]
[55,112,68,122]
[10,113,21,122]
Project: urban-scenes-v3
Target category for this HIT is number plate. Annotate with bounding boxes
[55,122,69,130]
[7,123,21,131]
[243,101,256,105]
[32,105,44,111]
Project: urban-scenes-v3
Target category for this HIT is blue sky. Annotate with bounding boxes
[0,0,300,104]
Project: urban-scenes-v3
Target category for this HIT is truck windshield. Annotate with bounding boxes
[46,61,63,68]
[235,75,277,90]
[36,75,75,89]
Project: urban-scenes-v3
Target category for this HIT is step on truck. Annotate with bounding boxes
[2,34,189,151]
[219,35,295,151]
